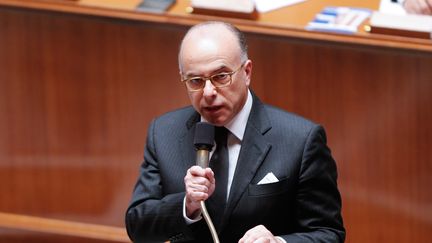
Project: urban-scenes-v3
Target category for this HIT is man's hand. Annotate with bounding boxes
[184,165,215,218]
[404,0,432,15]
[238,225,284,243]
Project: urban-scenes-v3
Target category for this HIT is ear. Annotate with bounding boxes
[243,59,252,86]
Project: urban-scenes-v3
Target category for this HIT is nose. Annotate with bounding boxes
[202,79,216,97]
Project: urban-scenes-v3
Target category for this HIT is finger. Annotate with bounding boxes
[425,0,432,14]
[239,225,275,243]
[188,165,206,176]
[417,0,430,14]
[239,228,259,243]
[186,190,208,201]
[254,238,271,243]
[186,182,209,193]
[185,181,210,199]
[204,168,215,184]
[185,180,211,197]
[185,167,211,186]
[404,0,422,14]
[185,171,214,201]
[188,172,213,187]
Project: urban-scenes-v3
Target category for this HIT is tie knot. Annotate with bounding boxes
[214,126,228,146]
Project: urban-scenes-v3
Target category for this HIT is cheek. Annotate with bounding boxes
[188,92,202,109]
[223,93,238,112]
[227,87,247,112]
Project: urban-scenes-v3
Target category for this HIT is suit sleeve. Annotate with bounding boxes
[125,119,193,242]
[281,125,346,242]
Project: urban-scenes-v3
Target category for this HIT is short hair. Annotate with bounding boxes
[178,21,249,69]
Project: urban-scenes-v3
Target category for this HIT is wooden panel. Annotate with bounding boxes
[247,34,432,242]
[0,2,431,243]
[0,7,189,227]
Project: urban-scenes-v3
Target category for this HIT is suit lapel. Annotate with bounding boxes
[179,111,201,170]
[222,94,272,229]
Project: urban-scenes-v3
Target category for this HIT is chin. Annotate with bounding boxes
[204,116,226,126]
[201,109,231,126]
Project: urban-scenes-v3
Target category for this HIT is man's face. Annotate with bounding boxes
[179,26,252,126]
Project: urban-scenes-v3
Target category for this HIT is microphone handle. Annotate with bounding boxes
[196,149,210,168]
[196,149,220,243]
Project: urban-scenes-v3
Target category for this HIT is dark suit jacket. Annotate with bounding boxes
[125,94,345,243]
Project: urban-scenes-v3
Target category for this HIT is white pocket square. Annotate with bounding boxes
[257,172,279,185]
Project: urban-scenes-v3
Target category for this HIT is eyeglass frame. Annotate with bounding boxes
[180,62,245,92]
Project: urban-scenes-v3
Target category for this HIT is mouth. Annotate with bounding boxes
[203,105,223,113]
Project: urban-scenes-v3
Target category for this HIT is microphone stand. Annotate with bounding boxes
[194,122,219,243]
[195,149,220,243]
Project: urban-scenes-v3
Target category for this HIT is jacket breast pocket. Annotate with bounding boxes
[248,177,292,197]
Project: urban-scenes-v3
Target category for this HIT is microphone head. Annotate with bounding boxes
[194,122,214,150]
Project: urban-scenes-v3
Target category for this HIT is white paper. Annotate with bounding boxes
[379,0,406,15]
[192,0,255,12]
[370,11,432,33]
[257,172,279,185]
[254,0,306,13]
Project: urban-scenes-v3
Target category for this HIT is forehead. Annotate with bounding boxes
[179,25,241,73]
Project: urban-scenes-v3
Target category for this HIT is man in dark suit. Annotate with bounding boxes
[125,21,345,243]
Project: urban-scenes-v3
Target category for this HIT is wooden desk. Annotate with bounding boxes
[0,212,129,242]
[0,0,431,52]
[0,0,431,242]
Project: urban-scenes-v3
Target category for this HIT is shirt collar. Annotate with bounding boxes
[201,90,252,141]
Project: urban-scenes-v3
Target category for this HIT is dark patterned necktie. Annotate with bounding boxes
[208,126,229,231]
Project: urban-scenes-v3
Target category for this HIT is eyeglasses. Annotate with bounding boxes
[181,63,245,92]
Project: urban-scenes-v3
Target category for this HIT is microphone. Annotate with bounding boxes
[194,122,214,168]
[193,122,219,243]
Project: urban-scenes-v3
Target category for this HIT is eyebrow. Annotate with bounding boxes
[184,65,231,78]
